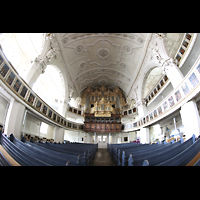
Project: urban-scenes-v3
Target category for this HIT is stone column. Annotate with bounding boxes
[94,132,97,144]
[136,99,147,118]
[54,126,64,143]
[4,97,26,139]
[25,57,47,88]
[109,132,112,144]
[139,127,150,144]
[180,99,200,141]
[162,58,184,89]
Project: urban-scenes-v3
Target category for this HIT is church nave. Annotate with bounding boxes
[89,149,116,166]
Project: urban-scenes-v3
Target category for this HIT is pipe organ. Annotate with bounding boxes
[81,86,127,133]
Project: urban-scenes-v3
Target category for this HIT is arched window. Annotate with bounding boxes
[32,65,65,114]
[0,33,44,80]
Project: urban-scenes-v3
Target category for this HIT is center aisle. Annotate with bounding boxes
[89,149,116,166]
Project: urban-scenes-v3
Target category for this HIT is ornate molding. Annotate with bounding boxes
[61,33,146,46]
[75,68,131,83]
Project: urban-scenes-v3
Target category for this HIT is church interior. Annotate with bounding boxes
[0,33,200,166]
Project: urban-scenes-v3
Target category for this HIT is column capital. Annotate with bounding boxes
[135,99,146,107]
[162,57,179,75]
[34,57,47,74]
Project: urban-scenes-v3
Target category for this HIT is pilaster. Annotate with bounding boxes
[4,97,26,139]
[180,99,200,140]
[54,126,64,143]
[162,58,184,89]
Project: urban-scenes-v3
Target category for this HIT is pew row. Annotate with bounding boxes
[0,133,50,166]
[0,149,12,166]
[0,132,97,166]
[108,134,200,166]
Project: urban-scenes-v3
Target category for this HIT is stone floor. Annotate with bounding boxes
[89,149,116,166]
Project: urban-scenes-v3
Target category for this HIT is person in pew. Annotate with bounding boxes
[0,125,3,134]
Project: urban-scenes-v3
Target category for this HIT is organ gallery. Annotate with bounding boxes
[80,85,127,133]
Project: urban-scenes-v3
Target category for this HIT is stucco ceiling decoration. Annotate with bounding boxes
[57,33,148,98]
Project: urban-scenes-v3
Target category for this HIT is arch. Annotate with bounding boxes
[141,66,163,99]
[0,33,45,80]
[49,58,69,116]
[137,60,163,102]
[32,64,66,116]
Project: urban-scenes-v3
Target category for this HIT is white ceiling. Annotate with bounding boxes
[56,33,150,97]
[0,33,44,79]
[0,33,186,107]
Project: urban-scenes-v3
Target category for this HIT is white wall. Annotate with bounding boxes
[112,132,130,144]
[149,124,162,143]
[0,94,9,126]
[22,112,55,140]
[64,130,93,143]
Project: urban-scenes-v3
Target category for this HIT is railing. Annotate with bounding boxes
[0,46,83,131]
[124,48,200,131]
[122,107,138,116]
[144,33,196,106]
[68,106,83,115]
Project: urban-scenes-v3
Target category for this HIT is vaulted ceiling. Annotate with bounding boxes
[0,33,185,106]
[56,33,151,97]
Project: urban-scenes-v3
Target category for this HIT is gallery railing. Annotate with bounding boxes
[144,33,196,106]
[0,46,83,131]
[124,49,200,131]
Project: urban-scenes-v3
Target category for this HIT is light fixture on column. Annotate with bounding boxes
[45,33,55,40]
[155,33,166,39]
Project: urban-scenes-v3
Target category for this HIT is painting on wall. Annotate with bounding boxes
[28,93,35,105]
[183,40,189,48]
[196,64,200,74]
[174,90,182,102]
[153,109,157,118]
[158,106,162,115]
[176,54,181,62]
[189,73,199,88]
[179,47,185,55]
[157,84,160,91]
[36,100,42,110]
[13,79,22,92]
[48,109,52,118]
[163,101,168,111]
[0,55,3,65]
[68,122,71,128]
[53,113,56,121]
[164,75,168,82]
[181,82,190,95]
[43,105,47,115]
[6,71,15,85]
[168,96,175,107]
[20,86,28,98]
[146,115,149,123]
[160,79,164,86]
[133,122,137,127]
[0,64,9,77]
[186,33,191,40]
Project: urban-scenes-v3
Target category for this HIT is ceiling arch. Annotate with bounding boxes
[56,33,150,98]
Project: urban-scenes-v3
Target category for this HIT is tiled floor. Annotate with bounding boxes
[89,149,116,166]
